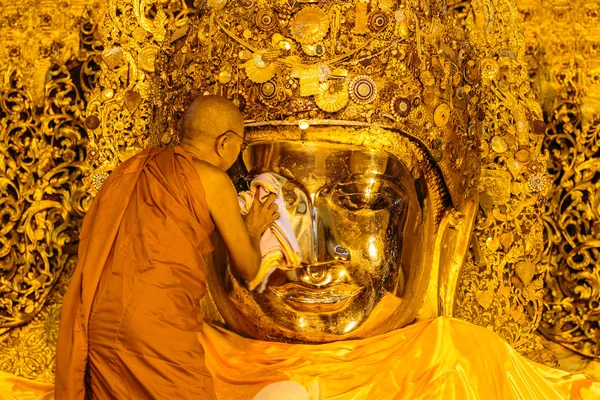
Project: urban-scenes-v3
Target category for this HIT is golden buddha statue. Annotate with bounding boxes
[158,0,480,343]
[145,1,598,398]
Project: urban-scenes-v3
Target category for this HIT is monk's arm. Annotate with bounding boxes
[202,167,278,281]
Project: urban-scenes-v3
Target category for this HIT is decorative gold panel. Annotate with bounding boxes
[443,0,549,357]
[83,0,195,194]
[0,0,103,381]
[518,0,600,359]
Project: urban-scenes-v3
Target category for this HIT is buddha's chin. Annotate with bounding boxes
[249,289,376,339]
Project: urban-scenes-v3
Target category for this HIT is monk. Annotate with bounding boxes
[54,95,279,400]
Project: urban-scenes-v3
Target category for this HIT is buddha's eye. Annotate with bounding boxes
[282,181,310,215]
[282,184,299,205]
[326,178,403,212]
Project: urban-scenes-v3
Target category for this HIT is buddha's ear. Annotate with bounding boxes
[214,134,229,158]
[435,196,479,317]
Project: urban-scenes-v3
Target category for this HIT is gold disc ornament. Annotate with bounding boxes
[256,9,278,31]
[315,82,349,112]
[434,103,450,127]
[243,53,277,83]
[289,7,330,44]
[349,75,378,105]
[390,96,411,118]
[138,45,159,72]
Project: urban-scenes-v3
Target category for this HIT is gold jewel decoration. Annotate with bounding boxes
[369,11,389,32]
[124,90,143,113]
[218,67,233,84]
[102,47,124,69]
[349,75,377,105]
[138,45,160,72]
[394,9,406,23]
[516,148,531,163]
[243,54,277,83]
[299,68,321,96]
[490,135,509,153]
[85,115,101,130]
[256,9,278,31]
[433,103,450,127]
[317,64,331,81]
[315,82,349,112]
[480,58,499,80]
[301,43,326,57]
[91,172,110,191]
[390,96,411,118]
[259,80,278,101]
[289,7,330,44]
[527,173,547,193]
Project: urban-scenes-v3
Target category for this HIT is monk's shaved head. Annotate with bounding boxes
[181,95,244,143]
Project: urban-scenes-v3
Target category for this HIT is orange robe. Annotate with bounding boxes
[55,147,216,400]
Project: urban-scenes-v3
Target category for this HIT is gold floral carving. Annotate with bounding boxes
[0,0,104,380]
[448,0,550,357]
[84,0,194,194]
[518,0,600,359]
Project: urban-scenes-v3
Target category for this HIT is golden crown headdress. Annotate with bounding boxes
[151,0,488,213]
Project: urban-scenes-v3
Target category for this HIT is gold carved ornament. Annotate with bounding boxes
[446,0,551,357]
[517,0,600,359]
[84,0,197,194]
[0,0,105,380]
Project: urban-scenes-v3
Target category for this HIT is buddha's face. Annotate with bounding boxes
[205,140,438,342]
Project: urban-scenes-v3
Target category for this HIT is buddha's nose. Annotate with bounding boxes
[299,258,350,286]
[292,192,351,264]
[301,245,350,281]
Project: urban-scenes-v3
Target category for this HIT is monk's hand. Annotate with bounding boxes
[245,193,280,238]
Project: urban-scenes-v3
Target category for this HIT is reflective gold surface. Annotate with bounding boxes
[208,138,438,341]
[201,125,479,342]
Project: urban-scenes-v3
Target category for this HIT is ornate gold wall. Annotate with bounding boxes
[0,0,104,381]
[517,0,600,359]
[0,0,598,383]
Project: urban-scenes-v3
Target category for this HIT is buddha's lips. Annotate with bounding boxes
[269,282,362,312]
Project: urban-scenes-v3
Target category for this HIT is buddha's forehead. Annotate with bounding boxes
[244,141,410,188]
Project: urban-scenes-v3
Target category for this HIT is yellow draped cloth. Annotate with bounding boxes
[200,317,600,400]
[1,317,599,399]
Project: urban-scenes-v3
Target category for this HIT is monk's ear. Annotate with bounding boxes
[214,135,228,158]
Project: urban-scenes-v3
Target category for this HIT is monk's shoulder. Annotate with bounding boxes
[192,160,234,193]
